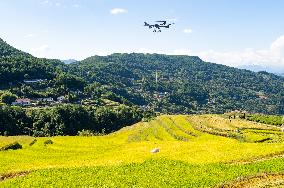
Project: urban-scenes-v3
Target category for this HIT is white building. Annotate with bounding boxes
[42,97,54,102]
[23,79,46,84]
[57,96,65,103]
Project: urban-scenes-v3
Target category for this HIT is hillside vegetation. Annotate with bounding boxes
[0,104,152,136]
[0,38,283,115]
[0,39,64,88]
[0,38,154,136]
[1,115,284,187]
[69,53,284,114]
[245,114,283,125]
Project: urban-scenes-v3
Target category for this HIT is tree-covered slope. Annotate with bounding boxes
[0,39,154,137]
[0,38,31,58]
[0,38,65,87]
[0,38,283,115]
[70,53,284,114]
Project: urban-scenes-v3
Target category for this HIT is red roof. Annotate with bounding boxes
[15,98,31,103]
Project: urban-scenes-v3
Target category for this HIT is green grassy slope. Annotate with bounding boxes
[1,115,284,187]
[3,158,284,188]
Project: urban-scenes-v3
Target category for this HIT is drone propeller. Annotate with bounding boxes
[156,21,167,25]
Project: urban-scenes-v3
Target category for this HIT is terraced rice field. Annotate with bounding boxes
[1,115,284,187]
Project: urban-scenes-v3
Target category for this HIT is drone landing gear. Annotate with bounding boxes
[153,29,161,33]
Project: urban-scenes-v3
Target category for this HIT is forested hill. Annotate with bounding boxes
[0,38,30,57]
[69,53,284,114]
[0,38,283,115]
[0,38,65,87]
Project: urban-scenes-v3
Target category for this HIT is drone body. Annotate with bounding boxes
[144,20,174,32]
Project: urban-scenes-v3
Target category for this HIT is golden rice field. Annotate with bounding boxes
[1,115,284,187]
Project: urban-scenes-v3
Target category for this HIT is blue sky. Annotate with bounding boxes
[1,0,284,71]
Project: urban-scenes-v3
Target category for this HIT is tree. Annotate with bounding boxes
[55,73,86,91]
[1,92,17,105]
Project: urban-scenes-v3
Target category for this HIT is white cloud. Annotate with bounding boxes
[183,28,193,34]
[83,35,284,72]
[172,35,284,72]
[24,34,36,38]
[31,45,50,58]
[110,8,127,15]
[270,35,284,56]
[41,0,52,6]
[136,48,166,54]
[41,0,49,4]
[40,0,62,7]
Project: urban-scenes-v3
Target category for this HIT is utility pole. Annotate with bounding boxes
[142,76,145,91]
[155,70,158,90]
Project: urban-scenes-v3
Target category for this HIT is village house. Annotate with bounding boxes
[57,96,66,103]
[23,79,47,84]
[37,97,54,102]
[12,98,31,106]
[281,126,284,132]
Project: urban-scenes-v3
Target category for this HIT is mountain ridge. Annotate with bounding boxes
[70,53,284,114]
[0,38,283,114]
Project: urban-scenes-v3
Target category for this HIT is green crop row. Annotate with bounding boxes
[2,157,284,187]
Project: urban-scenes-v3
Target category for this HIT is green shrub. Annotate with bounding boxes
[78,129,106,136]
[0,92,17,105]
[0,142,22,151]
[78,129,95,137]
[29,139,37,146]
[246,114,282,126]
[44,140,53,145]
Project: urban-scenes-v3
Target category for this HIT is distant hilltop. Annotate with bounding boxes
[238,64,284,76]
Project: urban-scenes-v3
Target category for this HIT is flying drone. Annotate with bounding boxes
[144,20,174,32]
